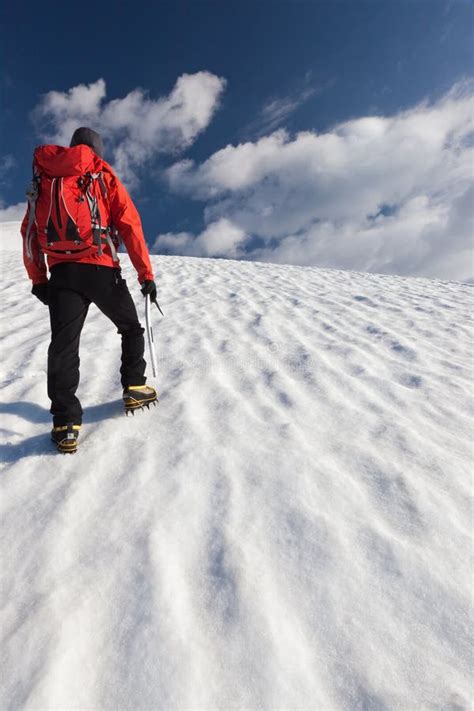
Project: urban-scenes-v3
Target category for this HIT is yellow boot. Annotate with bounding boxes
[51,423,81,454]
[123,385,158,415]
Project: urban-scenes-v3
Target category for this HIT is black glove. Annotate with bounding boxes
[140,279,157,301]
[32,282,49,306]
[141,280,164,315]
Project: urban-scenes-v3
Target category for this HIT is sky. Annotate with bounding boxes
[1,0,473,281]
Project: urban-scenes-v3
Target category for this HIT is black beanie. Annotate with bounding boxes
[70,127,104,158]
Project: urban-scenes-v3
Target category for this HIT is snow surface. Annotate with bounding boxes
[1,222,473,710]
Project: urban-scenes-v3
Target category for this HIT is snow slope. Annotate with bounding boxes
[1,222,473,710]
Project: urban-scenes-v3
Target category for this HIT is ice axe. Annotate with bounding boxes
[145,294,163,378]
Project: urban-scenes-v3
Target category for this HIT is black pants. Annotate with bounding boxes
[48,263,146,426]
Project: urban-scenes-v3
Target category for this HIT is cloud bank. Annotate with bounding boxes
[153,218,247,259]
[160,82,474,281]
[0,202,26,222]
[32,73,226,189]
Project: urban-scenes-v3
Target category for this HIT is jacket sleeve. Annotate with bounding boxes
[20,207,48,284]
[107,173,154,284]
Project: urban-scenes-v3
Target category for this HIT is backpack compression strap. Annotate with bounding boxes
[24,173,40,262]
[84,172,119,262]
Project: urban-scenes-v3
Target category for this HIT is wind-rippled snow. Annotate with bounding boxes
[1,223,473,710]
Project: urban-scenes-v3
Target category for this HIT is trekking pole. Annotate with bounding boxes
[145,294,159,378]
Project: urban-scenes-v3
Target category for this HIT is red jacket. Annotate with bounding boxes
[21,145,154,285]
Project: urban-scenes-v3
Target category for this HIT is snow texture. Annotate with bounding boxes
[1,222,473,710]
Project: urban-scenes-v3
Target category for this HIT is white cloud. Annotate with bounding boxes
[247,87,317,137]
[153,231,195,253]
[164,82,474,281]
[32,73,226,189]
[0,201,26,222]
[195,219,247,257]
[242,72,331,139]
[152,218,247,259]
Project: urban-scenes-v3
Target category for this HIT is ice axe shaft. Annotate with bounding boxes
[145,294,158,378]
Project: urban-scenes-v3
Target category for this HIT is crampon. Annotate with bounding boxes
[123,385,158,415]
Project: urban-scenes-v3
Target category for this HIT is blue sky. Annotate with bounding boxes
[1,0,473,280]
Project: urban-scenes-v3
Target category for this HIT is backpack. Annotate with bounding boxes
[24,144,120,264]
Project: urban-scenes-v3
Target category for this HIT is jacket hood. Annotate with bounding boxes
[34,144,103,177]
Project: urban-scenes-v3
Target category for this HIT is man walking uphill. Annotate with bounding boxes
[21,127,159,454]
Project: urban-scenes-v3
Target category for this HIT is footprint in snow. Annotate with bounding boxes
[353,295,377,307]
[390,340,417,361]
[397,373,423,389]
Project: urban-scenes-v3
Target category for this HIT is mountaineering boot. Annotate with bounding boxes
[123,385,158,415]
[51,422,81,454]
